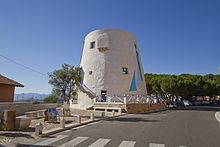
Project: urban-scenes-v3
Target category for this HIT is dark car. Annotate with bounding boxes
[174,101,184,107]
[210,100,220,106]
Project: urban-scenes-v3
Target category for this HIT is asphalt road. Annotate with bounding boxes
[20,106,220,147]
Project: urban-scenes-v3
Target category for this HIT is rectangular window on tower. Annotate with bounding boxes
[90,41,95,49]
[122,67,128,74]
[134,43,137,49]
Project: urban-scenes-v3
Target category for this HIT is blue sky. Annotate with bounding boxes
[0,0,219,94]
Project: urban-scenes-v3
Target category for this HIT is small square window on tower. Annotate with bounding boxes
[89,71,92,75]
[90,41,95,49]
[122,67,128,74]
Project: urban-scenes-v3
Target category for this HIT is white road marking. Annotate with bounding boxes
[88,138,111,147]
[35,134,188,147]
[215,112,220,123]
[118,140,136,147]
[59,136,89,147]
[149,143,165,147]
[34,135,68,146]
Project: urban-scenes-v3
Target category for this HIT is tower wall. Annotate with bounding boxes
[80,29,147,97]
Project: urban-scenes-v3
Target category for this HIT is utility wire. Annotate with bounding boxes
[0,53,47,76]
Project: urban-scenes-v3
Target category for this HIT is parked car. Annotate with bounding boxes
[192,100,203,106]
[210,100,220,106]
[175,101,184,107]
[182,100,191,107]
[202,101,210,105]
[168,102,178,108]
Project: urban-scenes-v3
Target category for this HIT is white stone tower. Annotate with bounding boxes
[80,29,147,98]
[70,29,147,109]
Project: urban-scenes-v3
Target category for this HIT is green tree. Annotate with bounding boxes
[44,94,58,103]
[48,64,81,102]
[214,75,220,96]
[145,73,220,101]
[33,100,40,104]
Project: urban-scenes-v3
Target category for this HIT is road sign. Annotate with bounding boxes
[48,108,57,122]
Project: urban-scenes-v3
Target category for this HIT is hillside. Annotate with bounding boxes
[14,93,49,101]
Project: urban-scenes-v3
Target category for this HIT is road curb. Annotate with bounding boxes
[38,113,127,137]
[215,112,220,123]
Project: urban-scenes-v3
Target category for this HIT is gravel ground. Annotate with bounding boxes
[0,128,37,146]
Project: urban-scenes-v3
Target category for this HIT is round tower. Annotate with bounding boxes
[80,29,147,99]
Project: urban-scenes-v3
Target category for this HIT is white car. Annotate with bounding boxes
[183,100,191,107]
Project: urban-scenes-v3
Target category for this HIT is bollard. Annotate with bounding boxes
[123,95,127,104]
[90,113,94,121]
[35,122,43,136]
[60,118,65,128]
[101,112,105,118]
[118,109,122,115]
[77,116,81,124]
[2,110,16,131]
[112,110,115,116]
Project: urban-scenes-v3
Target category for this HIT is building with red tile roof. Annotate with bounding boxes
[0,74,24,102]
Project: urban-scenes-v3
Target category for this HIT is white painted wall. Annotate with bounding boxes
[80,29,147,96]
[70,90,93,110]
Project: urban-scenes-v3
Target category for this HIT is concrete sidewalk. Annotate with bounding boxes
[0,109,125,147]
[40,112,126,137]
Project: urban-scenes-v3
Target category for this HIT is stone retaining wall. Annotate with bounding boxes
[126,103,166,114]
[93,103,126,110]
[0,102,58,116]
[93,103,166,114]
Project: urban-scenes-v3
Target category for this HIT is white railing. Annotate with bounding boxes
[80,83,96,97]
[94,95,164,104]
[95,95,124,104]
[126,95,153,103]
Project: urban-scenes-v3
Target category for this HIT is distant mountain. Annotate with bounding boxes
[14,93,49,102]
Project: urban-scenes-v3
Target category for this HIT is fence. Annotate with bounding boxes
[94,95,165,104]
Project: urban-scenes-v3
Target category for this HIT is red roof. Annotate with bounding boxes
[0,74,24,87]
